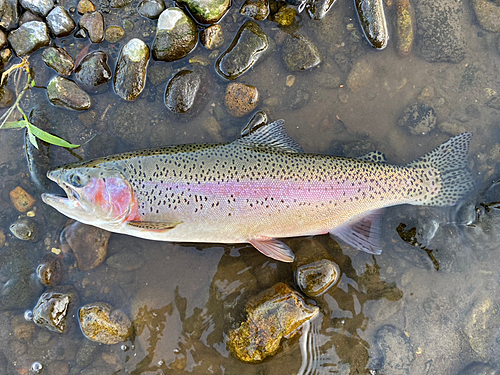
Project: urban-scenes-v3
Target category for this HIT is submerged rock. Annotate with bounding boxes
[7,21,50,56]
[177,0,230,24]
[32,285,79,333]
[114,38,150,101]
[9,218,41,242]
[271,4,296,26]
[64,221,111,271]
[9,186,36,212]
[46,6,76,37]
[346,60,373,91]
[41,46,75,76]
[471,0,500,32]
[216,20,270,80]
[224,82,259,118]
[164,69,206,114]
[47,76,92,111]
[228,282,319,363]
[104,25,125,43]
[397,103,436,136]
[395,0,414,57]
[375,325,415,375]
[79,302,133,344]
[36,253,63,287]
[282,34,321,72]
[200,24,224,49]
[239,0,269,21]
[75,51,112,92]
[306,0,336,20]
[152,7,197,62]
[414,0,466,63]
[291,238,341,297]
[137,0,164,19]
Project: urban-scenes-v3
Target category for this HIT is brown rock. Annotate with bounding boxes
[224,82,259,117]
[104,25,125,43]
[79,11,104,43]
[79,302,132,344]
[9,186,36,212]
[37,253,63,286]
[65,221,111,271]
[12,315,36,341]
[77,0,95,14]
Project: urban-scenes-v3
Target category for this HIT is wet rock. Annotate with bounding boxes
[438,121,468,136]
[77,0,95,14]
[12,314,36,341]
[346,59,373,91]
[110,0,132,7]
[36,253,63,286]
[0,0,19,30]
[313,64,341,89]
[9,218,41,242]
[65,221,111,271]
[395,0,414,57]
[397,103,436,136]
[104,25,125,42]
[0,30,6,49]
[79,302,133,344]
[79,11,104,43]
[19,0,53,16]
[224,82,259,118]
[282,34,321,72]
[375,325,415,375]
[290,238,341,297]
[137,0,164,19]
[0,244,42,310]
[46,6,76,37]
[458,362,500,375]
[305,0,336,20]
[283,86,311,110]
[471,0,500,32]
[164,69,205,114]
[75,51,112,92]
[18,9,42,24]
[487,95,500,110]
[0,87,13,108]
[414,0,466,63]
[152,8,197,62]
[76,340,99,367]
[271,4,296,26]
[32,285,79,333]
[355,0,388,49]
[47,361,70,375]
[7,21,50,56]
[463,297,499,359]
[216,20,270,80]
[240,0,269,21]
[241,110,268,136]
[228,282,319,363]
[47,76,92,111]
[106,251,144,271]
[41,46,75,76]
[113,38,150,101]
[177,0,230,24]
[9,186,36,212]
[200,24,224,50]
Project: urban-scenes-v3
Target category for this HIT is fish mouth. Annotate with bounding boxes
[42,170,87,218]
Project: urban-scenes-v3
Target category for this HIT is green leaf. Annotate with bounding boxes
[26,122,80,148]
[2,120,28,129]
[27,129,38,149]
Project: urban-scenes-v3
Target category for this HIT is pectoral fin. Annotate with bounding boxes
[248,238,296,262]
[329,210,384,255]
[126,220,182,232]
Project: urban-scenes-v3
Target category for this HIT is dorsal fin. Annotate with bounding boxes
[356,151,387,163]
[235,120,304,153]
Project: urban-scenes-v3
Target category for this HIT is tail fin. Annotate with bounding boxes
[406,132,475,206]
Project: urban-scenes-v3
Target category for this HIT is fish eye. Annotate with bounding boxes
[68,173,86,188]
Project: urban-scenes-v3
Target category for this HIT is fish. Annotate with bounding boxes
[41,120,475,262]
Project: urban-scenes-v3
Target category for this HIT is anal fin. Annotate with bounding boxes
[248,238,296,262]
[329,209,384,255]
[126,220,182,232]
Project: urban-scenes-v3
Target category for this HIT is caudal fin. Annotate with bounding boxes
[406,132,475,206]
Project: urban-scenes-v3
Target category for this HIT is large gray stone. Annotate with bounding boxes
[114,38,150,101]
[7,21,50,56]
[19,0,53,16]
[46,6,75,37]
[0,0,19,30]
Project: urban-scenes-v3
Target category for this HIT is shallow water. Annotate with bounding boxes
[1,0,500,374]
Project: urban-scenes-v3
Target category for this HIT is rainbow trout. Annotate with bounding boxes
[42,120,474,262]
